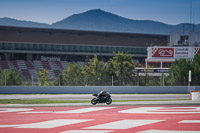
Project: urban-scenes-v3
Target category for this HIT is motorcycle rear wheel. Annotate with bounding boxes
[91,98,98,105]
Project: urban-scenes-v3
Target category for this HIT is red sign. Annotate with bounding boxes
[152,48,174,57]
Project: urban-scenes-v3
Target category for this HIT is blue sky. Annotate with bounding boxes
[0,0,199,25]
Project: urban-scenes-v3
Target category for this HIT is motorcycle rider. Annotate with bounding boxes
[98,90,109,101]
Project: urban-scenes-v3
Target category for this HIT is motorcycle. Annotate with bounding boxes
[91,93,112,105]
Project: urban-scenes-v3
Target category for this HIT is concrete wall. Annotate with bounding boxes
[0,86,200,94]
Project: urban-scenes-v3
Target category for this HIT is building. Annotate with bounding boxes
[140,31,200,77]
[0,26,168,81]
[146,31,200,68]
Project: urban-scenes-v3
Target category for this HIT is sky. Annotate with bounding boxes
[0,0,200,25]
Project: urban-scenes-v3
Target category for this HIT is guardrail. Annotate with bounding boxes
[0,86,200,94]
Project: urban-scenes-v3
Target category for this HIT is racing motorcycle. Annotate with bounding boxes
[91,93,112,105]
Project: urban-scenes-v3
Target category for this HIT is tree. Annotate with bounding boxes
[167,59,192,86]
[54,74,63,86]
[192,54,200,85]
[82,55,106,86]
[0,70,22,86]
[107,52,135,86]
[36,69,50,86]
[62,63,84,86]
[144,65,159,86]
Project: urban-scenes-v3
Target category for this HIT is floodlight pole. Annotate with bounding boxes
[59,75,60,86]
[188,70,191,86]
[5,74,6,86]
[32,76,33,86]
[162,73,165,86]
[137,72,139,86]
[112,76,113,86]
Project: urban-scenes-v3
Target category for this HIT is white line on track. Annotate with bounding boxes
[21,107,116,114]
[0,119,93,129]
[119,107,200,114]
[138,130,200,133]
[0,108,33,113]
[60,130,114,133]
[84,120,164,129]
[179,120,200,123]
[54,107,116,113]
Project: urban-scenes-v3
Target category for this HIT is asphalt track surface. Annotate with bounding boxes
[1,105,200,133]
[0,94,190,100]
[1,94,199,107]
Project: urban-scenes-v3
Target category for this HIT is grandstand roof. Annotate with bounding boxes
[0,26,168,47]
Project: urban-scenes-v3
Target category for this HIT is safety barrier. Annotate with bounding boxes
[0,86,200,94]
[190,91,200,101]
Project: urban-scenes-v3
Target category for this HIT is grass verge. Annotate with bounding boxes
[0,99,90,104]
[0,99,189,104]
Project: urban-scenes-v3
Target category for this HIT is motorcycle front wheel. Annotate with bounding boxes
[91,98,98,105]
[106,98,112,105]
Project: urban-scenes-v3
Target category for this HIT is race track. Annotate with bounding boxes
[0,105,200,133]
[0,94,190,100]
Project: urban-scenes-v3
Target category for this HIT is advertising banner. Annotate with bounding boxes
[152,47,174,58]
[174,47,190,58]
[41,56,60,61]
[148,47,200,59]
[194,47,200,55]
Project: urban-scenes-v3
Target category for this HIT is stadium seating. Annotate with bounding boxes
[0,60,88,82]
[0,60,9,69]
[55,61,63,70]
[21,69,31,80]
[0,60,69,82]
[41,61,51,70]
[17,60,27,69]
[25,61,34,69]
[33,61,43,70]
[9,60,19,69]
[61,61,68,70]
[53,70,61,77]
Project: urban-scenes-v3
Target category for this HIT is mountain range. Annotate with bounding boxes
[0,9,199,35]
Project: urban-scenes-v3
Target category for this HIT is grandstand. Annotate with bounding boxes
[0,26,169,82]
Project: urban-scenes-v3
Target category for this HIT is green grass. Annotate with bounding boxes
[0,99,189,104]
[113,99,189,102]
[0,99,90,104]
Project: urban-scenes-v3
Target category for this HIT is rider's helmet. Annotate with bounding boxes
[102,90,107,94]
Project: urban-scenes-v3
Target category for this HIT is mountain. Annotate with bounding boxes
[0,17,50,28]
[52,9,176,34]
[0,9,199,34]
